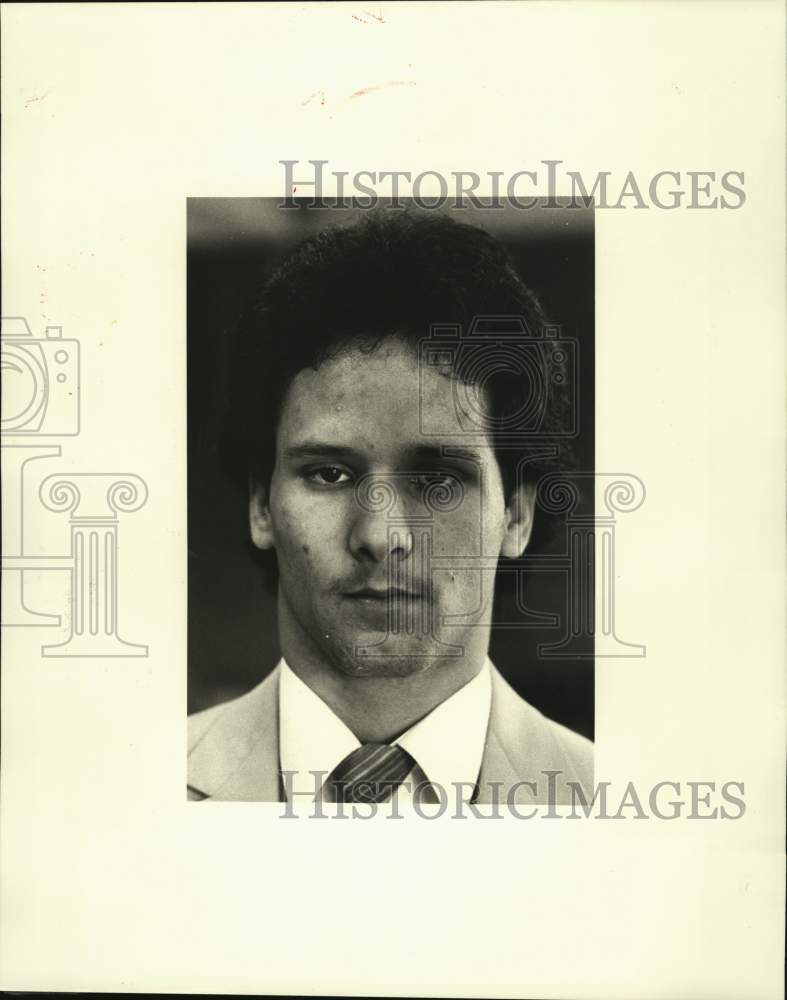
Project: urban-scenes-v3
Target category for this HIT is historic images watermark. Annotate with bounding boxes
[1,317,148,656]
[280,159,747,210]
[278,772,747,821]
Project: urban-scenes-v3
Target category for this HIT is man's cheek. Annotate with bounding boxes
[433,568,493,623]
[280,525,341,578]
[432,506,484,557]
[272,496,316,548]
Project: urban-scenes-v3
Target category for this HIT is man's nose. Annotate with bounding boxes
[348,504,414,564]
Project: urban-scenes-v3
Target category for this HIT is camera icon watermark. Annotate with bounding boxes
[353,312,645,661]
[2,315,147,657]
[419,316,577,440]
[1,317,80,436]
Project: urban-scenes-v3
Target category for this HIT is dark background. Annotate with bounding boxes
[188,199,595,738]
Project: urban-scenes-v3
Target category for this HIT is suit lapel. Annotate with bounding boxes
[478,663,593,805]
[188,666,282,801]
[475,725,521,804]
[477,664,563,805]
[476,664,531,804]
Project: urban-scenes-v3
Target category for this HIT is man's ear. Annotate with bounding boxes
[500,481,537,559]
[249,477,275,551]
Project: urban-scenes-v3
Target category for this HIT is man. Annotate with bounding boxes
[187,209,593,808]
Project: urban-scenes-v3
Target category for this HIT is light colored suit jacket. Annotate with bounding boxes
[187,663,593,805]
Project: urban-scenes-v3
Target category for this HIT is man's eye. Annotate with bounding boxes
[306,466,352,486]
[408,472,457,488]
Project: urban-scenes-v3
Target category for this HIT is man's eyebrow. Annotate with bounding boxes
[407,444,487,465]
[282,442,490,465]
[282,442,364,461]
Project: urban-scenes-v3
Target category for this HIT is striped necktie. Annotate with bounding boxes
[325,743,415,803]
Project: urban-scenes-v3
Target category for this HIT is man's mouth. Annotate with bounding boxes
[344,586,424,601]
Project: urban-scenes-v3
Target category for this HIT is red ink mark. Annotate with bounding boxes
[349,80,416,100]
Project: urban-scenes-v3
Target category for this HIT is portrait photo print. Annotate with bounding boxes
[186,197,595,809]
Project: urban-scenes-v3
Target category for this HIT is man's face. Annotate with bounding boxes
[250,337,534,677]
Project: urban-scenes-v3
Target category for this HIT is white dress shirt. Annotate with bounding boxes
[278,656,492,806]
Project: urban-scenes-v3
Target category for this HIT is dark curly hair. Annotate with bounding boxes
[220,209,574,499]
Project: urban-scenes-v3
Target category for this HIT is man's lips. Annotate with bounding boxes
[344,586,424,600]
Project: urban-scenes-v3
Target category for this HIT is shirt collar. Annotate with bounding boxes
[395,658,491,799]
[278,659,360,795]
[278,657,492,801]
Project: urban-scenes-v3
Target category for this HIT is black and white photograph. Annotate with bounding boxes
[187,199,595,808]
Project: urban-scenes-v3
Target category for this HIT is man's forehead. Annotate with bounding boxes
[280,337,486,435]
[287,338,434,389]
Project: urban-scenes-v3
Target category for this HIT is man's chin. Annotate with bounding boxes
[327,632,444,678]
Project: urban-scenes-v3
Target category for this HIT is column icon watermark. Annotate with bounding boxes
[1,316,149,657]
